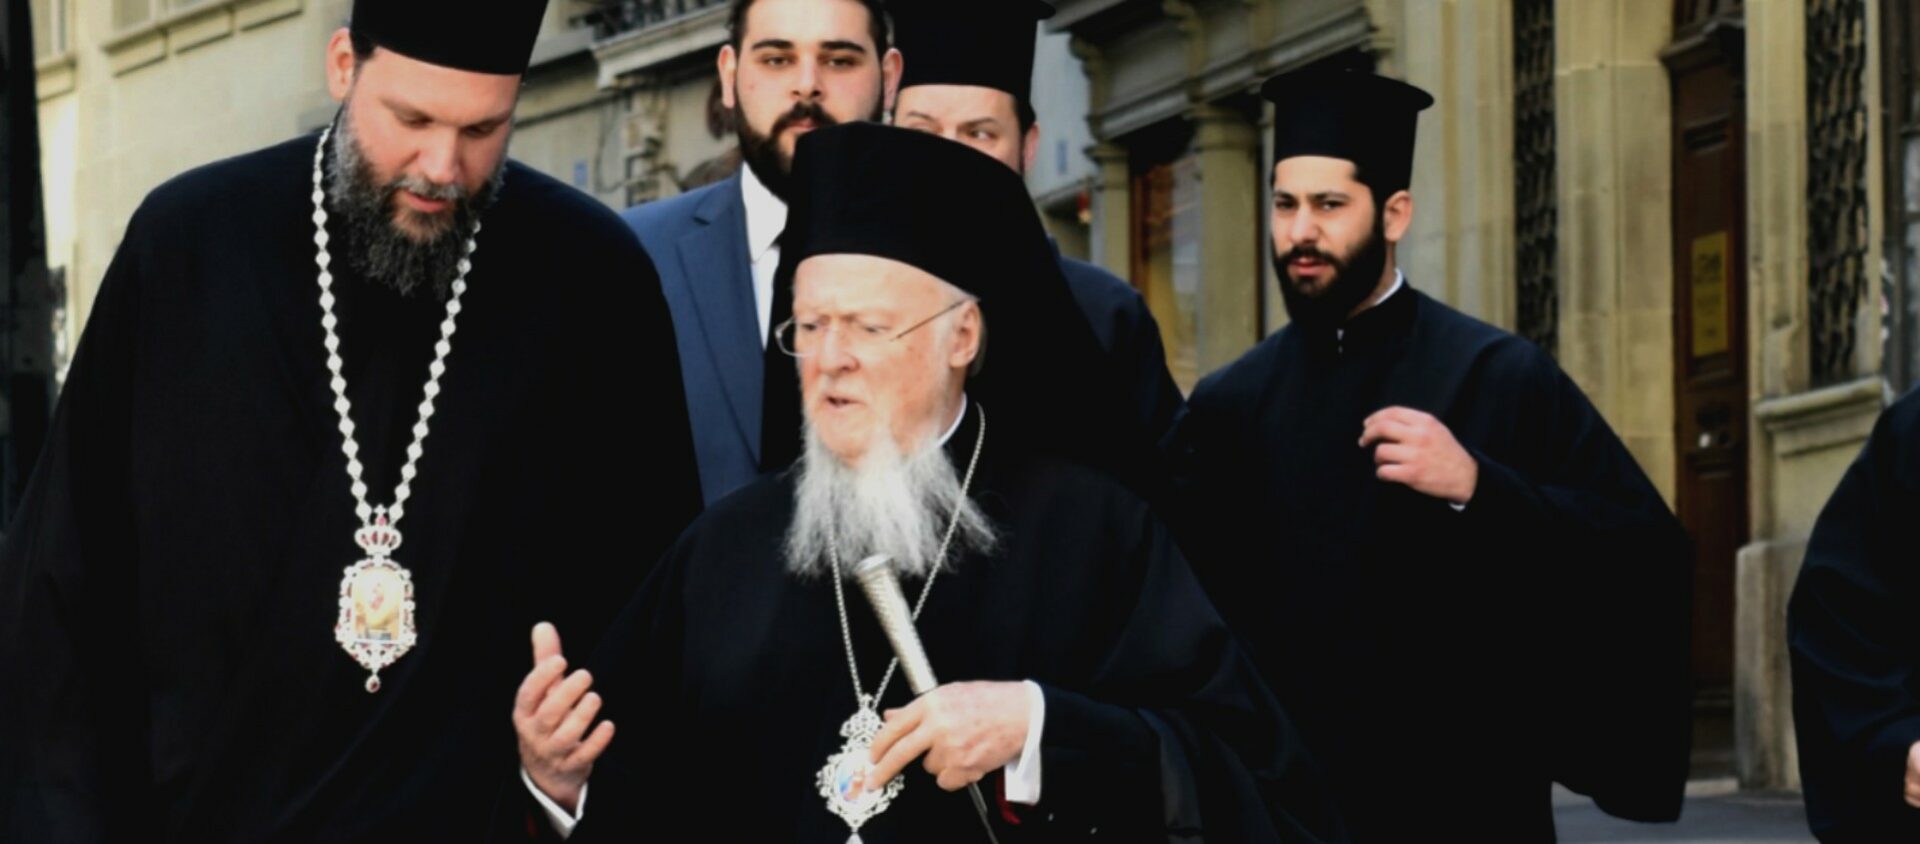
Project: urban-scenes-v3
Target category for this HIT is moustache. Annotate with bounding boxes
[384,176,467,207]
[772,101,835,136]
[1278,245,1342,268]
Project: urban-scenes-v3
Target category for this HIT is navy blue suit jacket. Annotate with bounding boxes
[622,175,765,506]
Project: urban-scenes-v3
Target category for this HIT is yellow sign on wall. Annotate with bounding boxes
[1691,231,1730,358]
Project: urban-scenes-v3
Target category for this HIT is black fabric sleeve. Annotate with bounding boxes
[1790,391,1920,841]
[0,207,155,841]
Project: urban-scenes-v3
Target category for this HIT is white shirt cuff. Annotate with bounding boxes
[521,766,586,839]
[1002,680,1046,805]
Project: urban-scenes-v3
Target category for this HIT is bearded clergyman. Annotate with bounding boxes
[0,2,700,838]
[1166,67,1692,840]
[511,123,1345,843]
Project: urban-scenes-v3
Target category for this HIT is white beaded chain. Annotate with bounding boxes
[309,126,479,534]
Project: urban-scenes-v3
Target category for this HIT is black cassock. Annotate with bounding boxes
[561,402,1346,843]
[0,134,701,841]
[1789,386,1920,841]
[1055,249,1184,463]
[1168,286,1691,841]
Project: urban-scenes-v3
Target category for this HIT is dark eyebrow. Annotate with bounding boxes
[820,40,870,54]
[901,110,940,123]
[958,118,1004,132]
[1306,191,1352,203]
[748,38,794,51]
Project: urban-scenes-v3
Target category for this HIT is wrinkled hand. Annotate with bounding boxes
[514,622,614,814]
[1905,742,1920,807]
[1360,406,1479,504]
[866,681,1030,792]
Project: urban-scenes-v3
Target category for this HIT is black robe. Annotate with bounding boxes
[1055,248,1184,452]
[560,402,1346,843]
[1168,286,1691,841]
[1789,386,1920,842]
[0,134,702,841]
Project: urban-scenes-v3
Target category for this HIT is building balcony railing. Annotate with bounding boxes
[582,0,728,41]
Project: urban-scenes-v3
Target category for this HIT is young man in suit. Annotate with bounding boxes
[622,0,900,506]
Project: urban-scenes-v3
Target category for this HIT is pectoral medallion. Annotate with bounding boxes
[817,698,903,843]
[333,509,417,693]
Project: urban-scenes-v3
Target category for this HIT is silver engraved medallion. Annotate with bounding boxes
[333,509,418,693]
[817,699,903,840]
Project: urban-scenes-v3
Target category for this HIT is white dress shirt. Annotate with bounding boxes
[527,397,1046,836]
[741,163,788,344]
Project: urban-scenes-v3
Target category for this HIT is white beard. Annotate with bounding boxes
[785,416,998,579]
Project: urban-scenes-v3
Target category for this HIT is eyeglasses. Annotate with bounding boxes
[774,298,973,358]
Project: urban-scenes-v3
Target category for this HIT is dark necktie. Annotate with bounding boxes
[759,230,803,473]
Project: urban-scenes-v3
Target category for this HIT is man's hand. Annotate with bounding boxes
[1360,406,1479,504]
[514,622,614,814]
[866,681,1030,792]
[1905,741,1920,807]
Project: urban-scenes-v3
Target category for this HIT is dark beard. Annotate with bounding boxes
[326,114,505,299]
[733,93,885,202]
[1275,212,1390,331]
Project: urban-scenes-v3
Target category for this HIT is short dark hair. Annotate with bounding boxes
[728,0,890,55]
[1346,163,1394,211]
[1015,97,1036,136]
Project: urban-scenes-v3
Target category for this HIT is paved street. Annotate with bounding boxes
[1554,781,1814,843]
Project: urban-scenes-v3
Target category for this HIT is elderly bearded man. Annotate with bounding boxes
[748,0,1185,502]
[513,124,1345,843]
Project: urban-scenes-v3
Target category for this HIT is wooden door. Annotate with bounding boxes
[1665,17,1748,773]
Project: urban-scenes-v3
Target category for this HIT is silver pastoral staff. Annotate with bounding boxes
[818,405,988,843]
[851,556,937,696]
[853,555,1002,844]
[309,126,480,693]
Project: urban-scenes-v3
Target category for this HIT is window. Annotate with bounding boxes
[112,0,218,32]
[1806,0,1871,386]
[113,0,155,31]
[29,0,69,60]
[1132,157,1203,392]
[1513,0,1557,355]
[1882,0,1920,391]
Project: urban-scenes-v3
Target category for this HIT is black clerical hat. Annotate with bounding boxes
[351,0,551,76]
[1260,68,1434,196]
[892,0,1055,104]
[781,122,1058,307]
